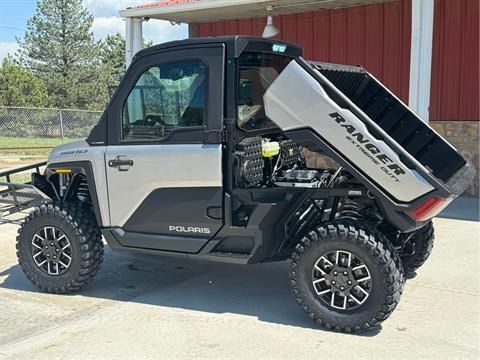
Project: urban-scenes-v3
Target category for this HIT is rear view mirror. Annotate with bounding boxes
[160,63,192,80]
[167,68,184,81]
[159,61,206,81]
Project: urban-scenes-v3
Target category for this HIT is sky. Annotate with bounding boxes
[0,0,188,61]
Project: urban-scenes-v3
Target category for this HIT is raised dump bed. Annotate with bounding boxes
[308,61,465,183]
[264,58,474,204]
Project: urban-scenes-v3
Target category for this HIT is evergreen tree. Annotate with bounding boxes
[17,0,108,110]
[100,33,126,86]
[100,33,154,86]
[0,57,50,107]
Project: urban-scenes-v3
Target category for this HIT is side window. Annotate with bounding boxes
[122,60,207,140]
[237,52,292,131]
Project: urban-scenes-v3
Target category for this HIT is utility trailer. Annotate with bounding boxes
[3,36,474,333]
[0,162,48,218]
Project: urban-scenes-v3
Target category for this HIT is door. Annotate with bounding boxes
[105,45,225,253]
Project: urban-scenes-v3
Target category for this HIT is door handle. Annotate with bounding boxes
[108,156,133,171]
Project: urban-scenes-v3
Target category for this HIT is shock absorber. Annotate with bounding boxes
[337,198,361,221]
[76,176,92,204]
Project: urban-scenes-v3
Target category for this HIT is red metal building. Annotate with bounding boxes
[197,1,412,103]
[195,0,479,123]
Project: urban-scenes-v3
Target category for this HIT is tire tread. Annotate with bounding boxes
[290,222,404,333]
[402,221,434,275]
[16,202,104,294]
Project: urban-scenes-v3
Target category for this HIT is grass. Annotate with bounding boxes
[0,136,77,156]
[0,173,32,183]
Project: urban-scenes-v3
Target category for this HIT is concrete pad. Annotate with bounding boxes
[0,217,479,359]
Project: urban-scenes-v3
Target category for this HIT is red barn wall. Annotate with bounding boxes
[195,0,412,102]
[195,0,479,123]
[428,0,479,196]
[430,0,479,122]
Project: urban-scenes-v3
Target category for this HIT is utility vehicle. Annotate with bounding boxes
[1,36,474,332]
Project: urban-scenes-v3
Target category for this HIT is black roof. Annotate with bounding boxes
[133,35,303,61]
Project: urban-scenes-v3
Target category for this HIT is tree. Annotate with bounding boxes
[0,57,50,107]
[100,33,154,86]
[17,0,108,110]
[100,33,126,86]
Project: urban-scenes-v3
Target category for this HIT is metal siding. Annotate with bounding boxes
[224,19,238,35]
[195,0,412,102]
[211,20,225,35]
[196,22,211,36]
[346,7,366,66]
[430,0,479,121]
[330,9,348,64]
[298,12,314,59]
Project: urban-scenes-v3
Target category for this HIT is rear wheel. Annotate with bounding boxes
[16,202,103,293]
[290,222,404,333]
[400,221,435,275]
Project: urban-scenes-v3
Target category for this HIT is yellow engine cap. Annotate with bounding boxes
[262,141,280,158]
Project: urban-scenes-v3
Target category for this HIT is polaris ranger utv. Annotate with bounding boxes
[3,36,474,333]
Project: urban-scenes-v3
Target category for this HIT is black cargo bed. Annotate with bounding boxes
[308,61,465,182]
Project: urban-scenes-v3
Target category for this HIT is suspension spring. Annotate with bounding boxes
[76,176,91,204]
[337,198,361,221]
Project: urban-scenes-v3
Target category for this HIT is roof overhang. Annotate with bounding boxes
[120,0,393,23]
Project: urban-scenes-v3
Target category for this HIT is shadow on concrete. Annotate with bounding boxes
[0,218,23,225]
[0,247,380,337]
[0,210,30,226]
[438,196,479,222]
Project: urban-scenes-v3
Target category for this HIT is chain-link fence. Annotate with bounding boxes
[0,107,102,167]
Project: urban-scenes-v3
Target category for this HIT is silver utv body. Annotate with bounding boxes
[47,140,222,228]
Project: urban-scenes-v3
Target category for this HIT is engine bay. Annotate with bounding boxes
[234,136,344,190]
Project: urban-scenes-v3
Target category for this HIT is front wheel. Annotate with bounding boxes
[290,222,404,333]
[16,203,104,293]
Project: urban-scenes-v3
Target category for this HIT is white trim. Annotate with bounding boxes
[409,0,434,122]
[125,17,144,67]
[119,0,391,22]
[132,18,144,58]
[119,0,269,18]
[125,17,133,67]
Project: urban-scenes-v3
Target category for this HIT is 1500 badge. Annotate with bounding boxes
[59,149,88,156]
[329,112,406,183]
